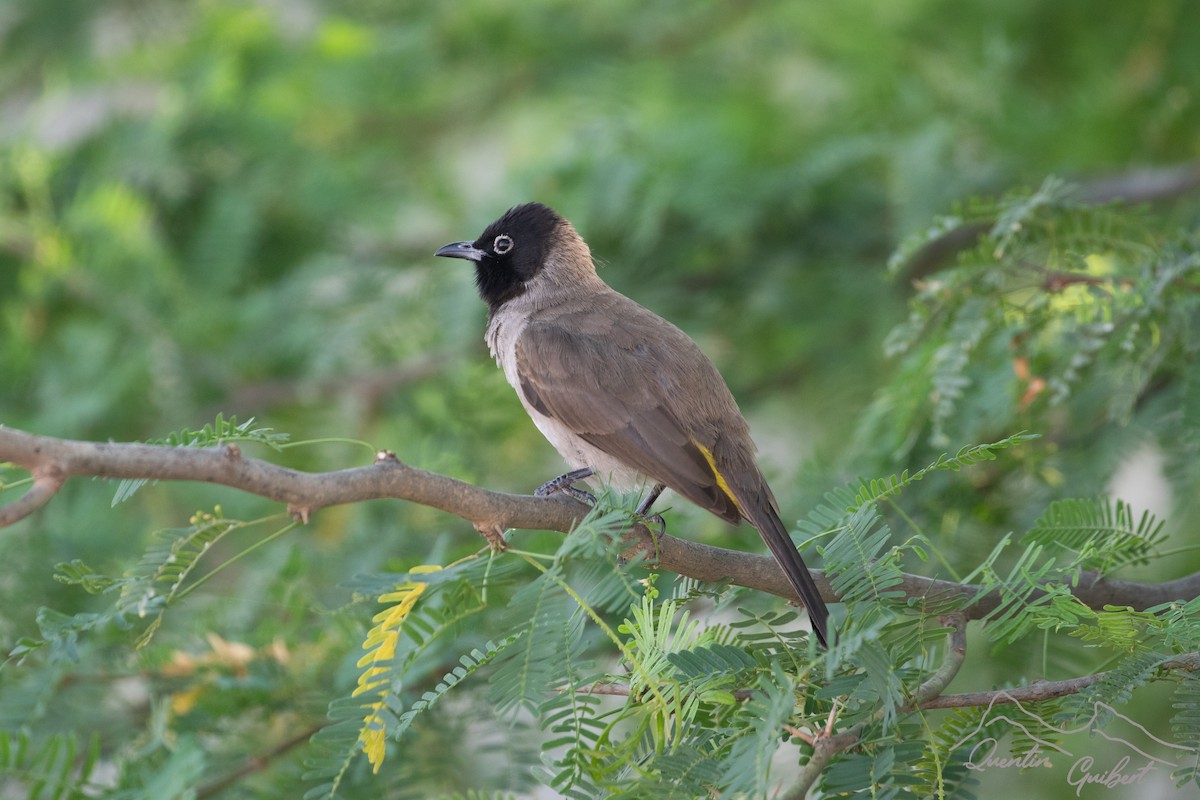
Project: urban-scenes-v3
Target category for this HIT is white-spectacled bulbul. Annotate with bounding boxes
[436,202,830,646]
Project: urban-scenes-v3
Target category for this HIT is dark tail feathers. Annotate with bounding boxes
[749,507,830,647]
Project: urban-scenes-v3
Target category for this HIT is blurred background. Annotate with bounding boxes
[1,0,1198,797]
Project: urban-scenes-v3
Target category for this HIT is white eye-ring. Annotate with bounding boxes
[493,234,514,255]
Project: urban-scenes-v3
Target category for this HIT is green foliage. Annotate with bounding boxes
[912,705,996,799]
[394,638,516,740]
[9,508,294,664]
[1057,649,1170,726]
[1022,497,1166,574]
[820,735,925,798]
[113,414,289,504]
[846,432,1041,511]
[1171,673,1200,788]
[718,664,797,796]
[2,0,1200,797]
[820,504,906,610]
[0,730,101,800]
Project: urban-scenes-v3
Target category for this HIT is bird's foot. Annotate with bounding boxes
[535,468,596,506]
[632,483,667,535]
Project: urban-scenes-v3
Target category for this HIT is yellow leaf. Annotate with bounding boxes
[354,566,443,772]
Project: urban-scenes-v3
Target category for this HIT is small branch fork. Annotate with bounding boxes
[786,614,970,798]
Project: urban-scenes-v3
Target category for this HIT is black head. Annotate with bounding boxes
[435,203,565,313]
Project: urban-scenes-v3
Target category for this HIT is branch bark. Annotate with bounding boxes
[1,425,1196,615]
[923,651,1200,709]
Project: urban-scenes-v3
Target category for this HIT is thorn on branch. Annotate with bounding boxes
[474,522,508,551]
[784,723,816,747]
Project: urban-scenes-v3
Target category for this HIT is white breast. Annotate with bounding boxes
[486,308,648,493]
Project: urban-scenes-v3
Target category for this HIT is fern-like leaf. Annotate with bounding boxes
[1171,672,1200,788]
[852,638,906,730]
[303,695,373,799]
[667,642,757,682]
[847,432,1040,511]
[912,705,996,800]
[928,299,991,447]
[971,541,1060,645]
[719,664,795,796]
[488,565,575,717]
[615,741,724,799]
[1022,497,1165,574]
[822,738,926,799]
[729,607,813,669]
[534,617,605,799]
[821,504,905,611]
[1057,649,1169,727]
[0,730,101,800]
[113,414,288,504]
[393,637,518,739]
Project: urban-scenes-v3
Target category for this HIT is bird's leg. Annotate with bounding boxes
[535,467,596,505]
[634,484,665,516]
[635,483,667,534]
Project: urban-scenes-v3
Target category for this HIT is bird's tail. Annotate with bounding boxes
[748,507,830,647]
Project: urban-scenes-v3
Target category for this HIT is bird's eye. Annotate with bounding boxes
[493,234,514,255]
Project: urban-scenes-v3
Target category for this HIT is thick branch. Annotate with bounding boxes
[1,426,1197,616]
[0,426,587,534]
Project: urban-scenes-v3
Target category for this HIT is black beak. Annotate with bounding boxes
[434,241,487,262]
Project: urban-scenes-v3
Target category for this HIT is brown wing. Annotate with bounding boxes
[514,293,762,524]
[517,293,830,645]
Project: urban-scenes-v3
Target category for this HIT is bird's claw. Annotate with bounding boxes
[560,485,598,506]
[640,512,666,536]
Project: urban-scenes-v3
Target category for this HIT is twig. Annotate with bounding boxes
[923,651,1200,709]
[0,471,65,525]
[195,723,324,798]
[899,161,1200,278]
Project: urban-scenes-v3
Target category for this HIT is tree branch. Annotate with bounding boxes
[0,472,65,524]
[195,723,324,799]
[899,161,1200,278]
[921,651,1200,710]
[1,426,1196,616]
[786,628,1200,797]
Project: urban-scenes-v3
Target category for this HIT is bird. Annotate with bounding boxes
[435,202,830,647]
